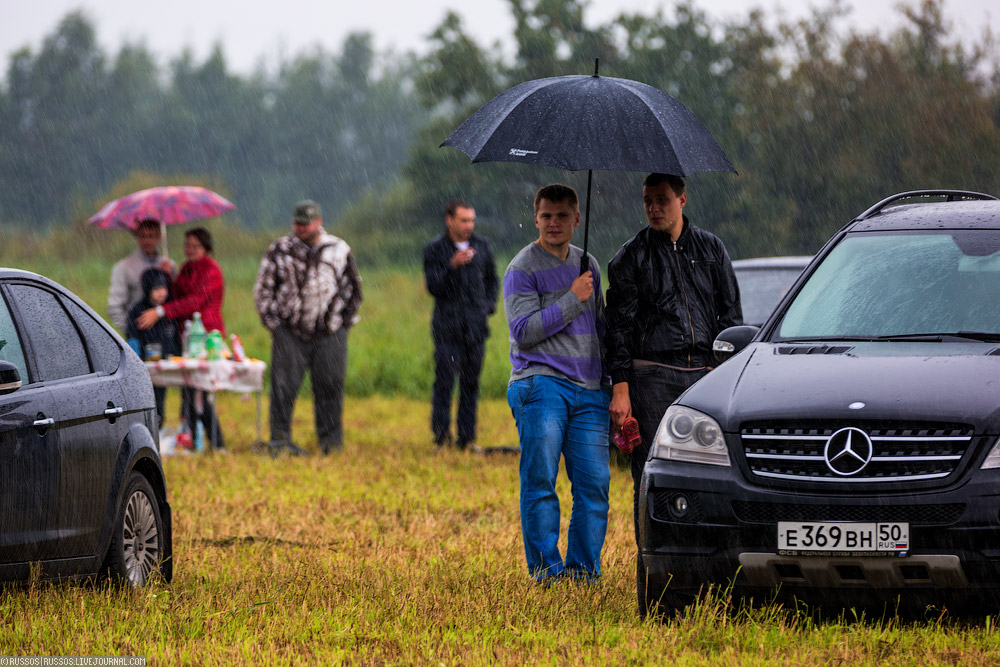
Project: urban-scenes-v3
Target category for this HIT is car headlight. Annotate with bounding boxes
[981,437,1000,469]
[651,405,730,466]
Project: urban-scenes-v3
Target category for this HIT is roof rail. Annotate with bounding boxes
[855,190,997,221]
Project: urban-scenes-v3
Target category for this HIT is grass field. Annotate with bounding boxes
[4,395,1000,665]
[4,228,1000,664]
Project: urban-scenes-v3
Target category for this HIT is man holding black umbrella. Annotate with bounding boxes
[605,173,742,546]
[504,183,611,584]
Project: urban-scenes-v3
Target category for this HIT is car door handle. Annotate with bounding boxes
[33,417,55,427]
[104,407,125,417]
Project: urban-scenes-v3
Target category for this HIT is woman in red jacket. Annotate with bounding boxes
[138,226,226,449]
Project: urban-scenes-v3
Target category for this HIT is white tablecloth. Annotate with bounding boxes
[144,358,266,393]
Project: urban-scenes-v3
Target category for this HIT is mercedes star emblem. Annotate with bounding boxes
[824,427,874,476]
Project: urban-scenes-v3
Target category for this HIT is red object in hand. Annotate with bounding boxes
[613,417,642,454]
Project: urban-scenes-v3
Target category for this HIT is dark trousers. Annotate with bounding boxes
[431,338,485,446]
[181,386,225,450]
[269,325,348,451]
[628,364,708,546]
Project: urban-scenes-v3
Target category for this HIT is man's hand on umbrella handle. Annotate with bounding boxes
[609,382,631,429]
[571,270,593,302]
[157,258,173,275]
[137,308,160,331]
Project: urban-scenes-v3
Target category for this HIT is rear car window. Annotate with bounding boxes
[63,298,121,374]
[7,284,90,381]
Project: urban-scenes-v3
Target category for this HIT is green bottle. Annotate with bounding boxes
[188,312,207,359]
[206,330,224,360]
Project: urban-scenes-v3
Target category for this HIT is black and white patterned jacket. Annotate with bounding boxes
[253,230,363,340]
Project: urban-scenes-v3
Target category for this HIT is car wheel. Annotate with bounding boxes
[637,552,686,619]
[105,472,165,587]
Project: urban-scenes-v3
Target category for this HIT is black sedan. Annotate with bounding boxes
[0,268,171,586]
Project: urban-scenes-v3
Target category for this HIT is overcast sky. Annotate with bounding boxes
[1,0,997,75]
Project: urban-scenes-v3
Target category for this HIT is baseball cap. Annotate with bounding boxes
[293,199,322,222]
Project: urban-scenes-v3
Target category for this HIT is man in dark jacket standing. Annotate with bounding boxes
[605,173,742,543]
[423,199,499,450]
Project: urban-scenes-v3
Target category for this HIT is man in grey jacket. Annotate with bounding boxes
[107,219,175,333]
[254,200,363,456]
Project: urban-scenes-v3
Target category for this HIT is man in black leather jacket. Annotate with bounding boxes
[605,173,742,543]
[423,199,499,450]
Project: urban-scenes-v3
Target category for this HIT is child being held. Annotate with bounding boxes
[127,268,180,428]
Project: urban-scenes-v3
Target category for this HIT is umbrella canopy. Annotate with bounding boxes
[88,185,235,230]
[88,185,235,259]
[442,63,736,271]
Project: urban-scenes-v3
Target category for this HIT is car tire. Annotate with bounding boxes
[637,552,686,619]
[105,471,166,587]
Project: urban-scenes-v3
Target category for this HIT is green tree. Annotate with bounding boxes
[0,11,109,223]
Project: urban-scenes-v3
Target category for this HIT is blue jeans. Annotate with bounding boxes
[508,375,611,582]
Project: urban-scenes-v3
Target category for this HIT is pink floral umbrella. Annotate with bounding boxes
[88,185,236,257]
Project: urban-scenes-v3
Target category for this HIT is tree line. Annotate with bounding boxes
[2,0,999,263]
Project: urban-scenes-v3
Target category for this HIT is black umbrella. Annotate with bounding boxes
[442,60,737,273]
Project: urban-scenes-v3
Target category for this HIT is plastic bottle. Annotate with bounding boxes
[205,330,222,360]
[188,312,207,359]
[126,337,142,357]
[181,320,191,358]
[229,334,246,362]
[194,419,206,452]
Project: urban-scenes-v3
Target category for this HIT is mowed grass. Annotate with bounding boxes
[4,228,1000,663]
[4,396,1000,665]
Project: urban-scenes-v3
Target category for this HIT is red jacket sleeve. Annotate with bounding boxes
[163,260,224,323]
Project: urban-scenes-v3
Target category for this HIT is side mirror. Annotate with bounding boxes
[0,360,22,395]
[713,325,760,365]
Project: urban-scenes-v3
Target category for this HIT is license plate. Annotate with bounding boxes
[777,522,909,553]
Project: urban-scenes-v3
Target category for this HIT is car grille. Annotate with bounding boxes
[740,421,974,483]
[733,501,965,526]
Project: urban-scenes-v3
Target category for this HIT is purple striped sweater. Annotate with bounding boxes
[503,242,606,390]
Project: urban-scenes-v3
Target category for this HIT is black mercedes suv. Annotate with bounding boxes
[638,190,1000,615]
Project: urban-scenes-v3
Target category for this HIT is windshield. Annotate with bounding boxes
[778,231,1000,339]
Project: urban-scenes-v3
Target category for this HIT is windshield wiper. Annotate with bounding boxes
[874,332,1000,343]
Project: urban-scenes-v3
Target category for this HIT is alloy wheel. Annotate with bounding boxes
[122,489,160,587]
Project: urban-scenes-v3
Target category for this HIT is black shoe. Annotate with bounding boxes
[434,432,452,447]
[320,442,343,455]
[285,442,308,456]
[267,440,308,457]
[266,440,284,459]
